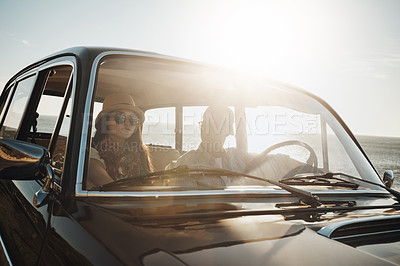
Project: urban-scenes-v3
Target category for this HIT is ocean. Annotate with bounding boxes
[356,135,400,191]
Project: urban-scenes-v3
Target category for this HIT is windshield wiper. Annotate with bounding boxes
[281,173,359,189]
[282,172,400,202]
[100,165,322,207]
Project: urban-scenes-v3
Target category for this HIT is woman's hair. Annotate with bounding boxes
[93,114,154,173]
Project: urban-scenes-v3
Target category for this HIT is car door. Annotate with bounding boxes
[0,59,74,265]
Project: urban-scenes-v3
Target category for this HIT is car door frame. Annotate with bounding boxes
[0,55,78,265]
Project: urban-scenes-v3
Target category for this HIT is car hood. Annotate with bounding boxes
[74,198,400,265]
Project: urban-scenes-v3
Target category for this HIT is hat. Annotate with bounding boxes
[95,94,145,125]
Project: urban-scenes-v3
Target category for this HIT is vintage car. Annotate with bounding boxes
[0,47,399,265]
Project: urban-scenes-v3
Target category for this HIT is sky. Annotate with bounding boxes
[0,0,399,137]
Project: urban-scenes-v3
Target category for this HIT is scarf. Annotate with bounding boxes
[96,137,144,181]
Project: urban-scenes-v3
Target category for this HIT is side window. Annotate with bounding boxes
[143,107,175,148]
[51,97,72,175]
[32,66,73,138]
[33,66,73,177]
[0,75,36,139]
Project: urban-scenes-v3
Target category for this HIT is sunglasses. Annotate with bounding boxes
[113,113,141,126]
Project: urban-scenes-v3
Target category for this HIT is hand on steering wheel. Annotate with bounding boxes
[245,140,318,173]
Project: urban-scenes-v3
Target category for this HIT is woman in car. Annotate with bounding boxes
[87,94,153,189]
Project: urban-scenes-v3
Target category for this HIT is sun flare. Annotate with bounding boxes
[201,1,342,88]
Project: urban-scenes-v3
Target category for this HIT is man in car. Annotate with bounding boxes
[167,106,249,177]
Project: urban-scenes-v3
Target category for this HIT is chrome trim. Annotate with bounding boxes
[37,60,75,72]
[332,228,400,240]
[40,60,76,192]
[0,231,13,266]
[76,188,389,198]
[14,59,74,83]
[74,50,390,199]
[0,82,16,129]
[74,52,99,194]
[52,62,76,191]
[76,51,172,195]
[318,215,400,238]
[77,188,291,198]
[14,71,37,84]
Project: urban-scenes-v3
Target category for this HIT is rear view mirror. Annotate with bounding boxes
[0,139,49,180]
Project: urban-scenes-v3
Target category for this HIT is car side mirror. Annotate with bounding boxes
[382,170,394,188]
[0,139,50,180]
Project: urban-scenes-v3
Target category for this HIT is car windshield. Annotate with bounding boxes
[86,54,381,192]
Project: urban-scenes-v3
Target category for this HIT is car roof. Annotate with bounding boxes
[1,46,335,118]
[3,46,167,88]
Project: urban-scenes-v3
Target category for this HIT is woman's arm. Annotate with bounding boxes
[87,158,114,189]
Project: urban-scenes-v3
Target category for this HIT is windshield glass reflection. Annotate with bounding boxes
[86,55,381,191]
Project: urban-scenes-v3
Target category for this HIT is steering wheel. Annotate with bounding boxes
[245,140,318,173]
